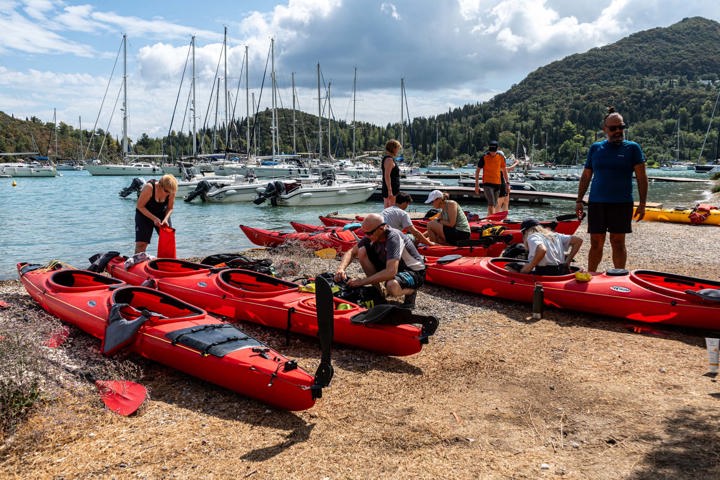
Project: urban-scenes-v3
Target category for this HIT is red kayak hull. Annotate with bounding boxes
[106,257,426,356]
[289,221,508,257]
[240,224,358,253]
[425,256,720,329]
[318,215,581,238]
[18,263,318,411]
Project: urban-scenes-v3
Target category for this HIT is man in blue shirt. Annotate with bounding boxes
[576,108,648,272]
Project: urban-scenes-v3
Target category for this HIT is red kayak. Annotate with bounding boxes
[240,224,359,253]
[18,262,331,411]
[424,255,720,329]
[319,214,582,237]
[289,221,512,258]
[104,256,438,356]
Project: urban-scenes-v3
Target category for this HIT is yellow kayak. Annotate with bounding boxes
[636,204,720,225]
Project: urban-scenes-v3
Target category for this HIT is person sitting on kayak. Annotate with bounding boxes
[424,190,471,246]
[507,218,583,275]
[382,192,435,246]
[334,213,426,309]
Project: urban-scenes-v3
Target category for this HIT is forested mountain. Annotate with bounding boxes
[2,16,719,166]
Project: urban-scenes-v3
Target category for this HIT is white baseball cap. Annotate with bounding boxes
[424,190,443,203]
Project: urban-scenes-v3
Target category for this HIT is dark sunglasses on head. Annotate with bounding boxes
[607,124,627,132]
[364,223,385,235]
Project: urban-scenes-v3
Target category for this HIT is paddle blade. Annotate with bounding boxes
[95,380,147,416]
[312,275,334,397]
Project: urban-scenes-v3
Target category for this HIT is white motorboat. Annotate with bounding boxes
[86,161,162,176]
[254,172,377,207]
[183,176,263,203]
[0,161,57,177]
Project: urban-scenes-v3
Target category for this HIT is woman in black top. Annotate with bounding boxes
[135,174,178,253]
[381,139,402,207]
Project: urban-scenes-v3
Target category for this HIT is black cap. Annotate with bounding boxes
[520,218,540,232]
[489,140,499,146]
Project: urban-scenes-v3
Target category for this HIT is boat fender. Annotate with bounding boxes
[437,254,463,264]
[686,288,720,303]
[606,268,629,276]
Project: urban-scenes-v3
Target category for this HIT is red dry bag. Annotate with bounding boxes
[157,226,176,258]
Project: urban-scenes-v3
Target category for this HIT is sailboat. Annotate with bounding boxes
[0,111,57,177]
[85,35,161,176]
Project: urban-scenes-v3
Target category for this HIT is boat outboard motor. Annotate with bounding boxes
[253,181,285,206]
[184,180,214,203]
[119,177,146,198]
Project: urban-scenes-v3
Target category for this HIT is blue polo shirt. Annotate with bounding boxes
[584,140,645,203]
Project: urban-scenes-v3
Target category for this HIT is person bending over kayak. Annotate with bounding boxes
[507,218,583,275]
[334,213,425,309]
[423,190,471,246]
[135,174,177,254]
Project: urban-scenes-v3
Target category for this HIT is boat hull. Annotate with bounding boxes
[105,257,427,356]
[425,256,720,329]
[18,263,318,410]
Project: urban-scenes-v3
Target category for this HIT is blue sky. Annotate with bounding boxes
[1,0,719,143]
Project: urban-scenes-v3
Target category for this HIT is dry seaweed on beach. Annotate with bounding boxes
[1,220,720,479]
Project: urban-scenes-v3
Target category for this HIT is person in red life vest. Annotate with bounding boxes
[474,140,509,216]
[135,174,177,254]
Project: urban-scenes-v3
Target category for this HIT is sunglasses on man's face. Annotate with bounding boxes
[606,124,627,132]
[364,223,385,236]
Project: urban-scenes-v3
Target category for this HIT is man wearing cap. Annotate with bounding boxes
[334,213,425,308]
[508,218,583,275]
[475,140,509,216]
[576,107,648,272]
[424,190,471,245]
[382,192,435,245]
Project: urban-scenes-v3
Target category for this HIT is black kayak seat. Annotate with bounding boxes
[686,289,720,302]
[437,254,463,264]
[606,268,629,276]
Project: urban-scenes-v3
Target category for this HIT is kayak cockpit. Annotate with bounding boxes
[146,258,212,278]
[219,268,299,296]
[631,270,720,300]
[49,269,124,292]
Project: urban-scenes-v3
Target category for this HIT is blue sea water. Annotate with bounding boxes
[0,168,713,280]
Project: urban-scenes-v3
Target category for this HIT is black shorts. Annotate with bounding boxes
[395,269,425,290]
[587,202,633,234]
[443,226,471,245]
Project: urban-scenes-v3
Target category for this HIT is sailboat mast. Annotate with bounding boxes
[327,82,331,159]
[271,38,277,158]
[122,34,128,158]
[435,122,439,162]
[292,72,297,154]
[352,67,357,159]
[245,45,250,160]
[223,26,229,151]
[400,78,405,147]
[192,35,197,157]
[52,108,57,163]
[79,116,83,161]
[317,63,322,159]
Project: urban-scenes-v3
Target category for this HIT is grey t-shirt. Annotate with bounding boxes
[382,206,413,231]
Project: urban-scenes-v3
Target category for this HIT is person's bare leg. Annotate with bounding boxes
[356,248,378,279]
[588,233,606,272]
[135,242,148,254]
[609,233,627,269]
